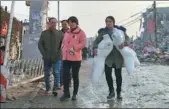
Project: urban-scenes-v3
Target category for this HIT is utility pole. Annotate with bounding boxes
[153,1,157,48]
[4,1,15,66]
[57,1,60,30]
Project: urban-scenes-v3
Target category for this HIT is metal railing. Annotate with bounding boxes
[6,59,44,88]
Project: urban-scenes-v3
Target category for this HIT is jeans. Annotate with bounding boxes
[60,60,63,85]
[54,60,62,87]
[105,64,122,94]
[62,60,81,95]
[43,60,62,91]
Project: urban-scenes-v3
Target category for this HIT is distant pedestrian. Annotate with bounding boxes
[82,47,87,60]
[60,16,86,101]
[38,17,64,95]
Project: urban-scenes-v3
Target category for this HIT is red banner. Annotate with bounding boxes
[148,19,155,34]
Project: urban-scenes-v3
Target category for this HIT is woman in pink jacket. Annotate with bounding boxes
[60,16,86,101]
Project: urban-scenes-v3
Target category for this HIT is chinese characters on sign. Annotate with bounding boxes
[32,12,40,20]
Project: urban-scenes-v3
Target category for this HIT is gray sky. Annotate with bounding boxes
[1,1,169,37]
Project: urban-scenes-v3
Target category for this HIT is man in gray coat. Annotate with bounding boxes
[38,17,64,95]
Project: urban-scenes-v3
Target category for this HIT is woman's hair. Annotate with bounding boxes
[68,16,79,25]
[105,16,115,25]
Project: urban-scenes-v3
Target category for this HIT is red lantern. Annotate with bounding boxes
[18,23,22,29]
[148,19,155,34]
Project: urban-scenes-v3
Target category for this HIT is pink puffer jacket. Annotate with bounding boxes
[62,27,86,61]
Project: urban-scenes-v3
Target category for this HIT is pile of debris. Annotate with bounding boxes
[139,52,169,65]
[133,35,169,65]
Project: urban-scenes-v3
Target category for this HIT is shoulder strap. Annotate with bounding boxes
[108,34,113,42]
[103,28,113,42]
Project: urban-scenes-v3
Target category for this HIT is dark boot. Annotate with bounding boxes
[72,93,77,101]
[117,90,122,100]
[52,88,58,96]
[60,93,70,101]
[107,90,115,100]
[117,93,122,100]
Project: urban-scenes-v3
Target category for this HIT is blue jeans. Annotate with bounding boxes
[60,60,63,85]
[43,60,62,91]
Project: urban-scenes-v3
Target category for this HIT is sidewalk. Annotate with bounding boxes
[1,59,169,108]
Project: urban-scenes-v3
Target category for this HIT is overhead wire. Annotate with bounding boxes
[116,4,152,25]
[122,2,165,27]
[123,16,142,27]
[116,4,153,28]
[125,18,141,27]
[128,5,166,28]
[117,13,141,25]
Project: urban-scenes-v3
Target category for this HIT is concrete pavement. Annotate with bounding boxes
[1,59,169,108]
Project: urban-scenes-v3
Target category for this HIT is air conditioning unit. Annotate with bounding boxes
[26,1,30,6]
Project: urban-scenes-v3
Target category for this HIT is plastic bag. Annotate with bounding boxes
[111,28,125,46]
[92,34,114,83]
[92,57,105,83]
[112,28,140,73]
[119,47,140,73]
[134,55,140,66]
[97,34,114,57]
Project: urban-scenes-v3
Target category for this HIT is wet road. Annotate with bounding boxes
[1,59,169,108]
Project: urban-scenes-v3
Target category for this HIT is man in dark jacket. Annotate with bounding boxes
[38,17,64,95]
[61,20,69,34]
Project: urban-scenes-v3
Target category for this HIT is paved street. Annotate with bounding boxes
[1,59,169,108]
